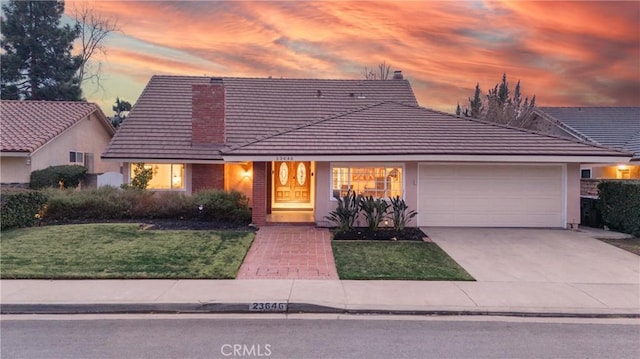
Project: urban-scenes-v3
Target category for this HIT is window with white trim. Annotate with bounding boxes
[331,165,403,199]
[130,163,185,190]
[69,151,84,164]
[580,168,592,179]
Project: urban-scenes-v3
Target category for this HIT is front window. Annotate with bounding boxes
[332,165,403,199]
[130,163,185,190]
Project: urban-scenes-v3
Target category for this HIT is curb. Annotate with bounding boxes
[2,303,639,319]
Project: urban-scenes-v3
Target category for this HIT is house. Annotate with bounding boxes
[1,100,119,188]
[527,107,640,196]
[102,75,631,228]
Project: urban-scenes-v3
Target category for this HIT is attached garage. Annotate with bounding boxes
[418,164,565,227]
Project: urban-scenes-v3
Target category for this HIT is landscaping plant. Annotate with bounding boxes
[0,189,48,230]
[389,196,418,231]
[597,180,640,237]
[325,189,361,232]
[359,195,391,231]
[30,165,87,189]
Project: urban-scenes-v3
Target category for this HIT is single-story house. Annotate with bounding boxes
[1,100,120,188]
[526,107,639,195]
[102,75,631,228]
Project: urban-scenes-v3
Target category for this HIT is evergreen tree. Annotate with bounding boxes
[1,0,82,100]
[111,97,132,128]
[468,83,483,118]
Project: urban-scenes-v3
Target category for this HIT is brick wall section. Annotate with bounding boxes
[192,164,224,193]
[252,162,267,225]
[581,179,600,197]
[192,82,225,145]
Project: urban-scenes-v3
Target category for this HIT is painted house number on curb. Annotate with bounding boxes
[250,302,287,312]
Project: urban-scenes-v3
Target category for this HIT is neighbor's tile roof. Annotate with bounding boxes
[224,102,630,158]
[102,75,418,161]
[537,107,640,158]
[1,100,107,153]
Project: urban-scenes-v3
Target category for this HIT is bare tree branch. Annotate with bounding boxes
[72,3,119,93]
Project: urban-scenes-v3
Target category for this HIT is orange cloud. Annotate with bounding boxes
[66,1,639,112]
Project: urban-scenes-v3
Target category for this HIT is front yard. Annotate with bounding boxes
[1,224,254,279]
[332,240,474,281]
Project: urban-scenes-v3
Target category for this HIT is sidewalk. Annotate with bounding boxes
[2,279,639,317]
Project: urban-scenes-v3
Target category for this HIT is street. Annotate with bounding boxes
[1,314,638,359]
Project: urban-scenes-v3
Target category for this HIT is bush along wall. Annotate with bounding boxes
[30,165,87,189]
[596,181,640,237]
[0,189,48,230]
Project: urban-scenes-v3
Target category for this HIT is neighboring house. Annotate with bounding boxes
[1,100,119,188]
[102,75,630,228]
[527,107,640,196]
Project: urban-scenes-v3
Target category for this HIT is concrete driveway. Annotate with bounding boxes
[426,228,640,284]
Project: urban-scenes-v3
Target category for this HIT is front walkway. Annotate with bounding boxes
[236,226,339,280]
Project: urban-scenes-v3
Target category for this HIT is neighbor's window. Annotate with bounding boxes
[580,169,592,179]
[331,165,403,199]
[130,163,185,190]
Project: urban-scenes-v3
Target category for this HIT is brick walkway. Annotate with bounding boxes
[236,226,339,280]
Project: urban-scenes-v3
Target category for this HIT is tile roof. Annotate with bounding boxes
[1,100,111,153]
[223,102,630,158]
[102,75,418,161]
[536,107,640,158]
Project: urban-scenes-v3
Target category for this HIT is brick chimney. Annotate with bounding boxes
[192,78,225,145]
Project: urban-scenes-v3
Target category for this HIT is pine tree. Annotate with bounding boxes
[1,0,82,100]
[111,97,132,128]
[468,83,483,118]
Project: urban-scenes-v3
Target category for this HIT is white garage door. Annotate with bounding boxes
[418,164,564,227]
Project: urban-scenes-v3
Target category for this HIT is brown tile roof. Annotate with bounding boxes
[223,102,631,158]
[102,75,418,161]
[1,100,112,153]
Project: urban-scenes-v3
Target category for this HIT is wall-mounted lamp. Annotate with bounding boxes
[242,169,252,179]
[25,158,31,166]
[617,164,629,170]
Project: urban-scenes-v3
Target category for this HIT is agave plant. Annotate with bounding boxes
[324,189,361,232]
[389,196,417,231]
[359,195,391,231]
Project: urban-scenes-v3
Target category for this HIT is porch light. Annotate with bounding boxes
[617,164,629,170]
[242,169,252,179]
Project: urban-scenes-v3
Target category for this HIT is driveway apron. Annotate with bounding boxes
[426,227,640,283]
[237,226,339,280]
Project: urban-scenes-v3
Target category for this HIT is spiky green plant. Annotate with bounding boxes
[325,189,361,232]
[359,195,391,231]
[389,196,418,231]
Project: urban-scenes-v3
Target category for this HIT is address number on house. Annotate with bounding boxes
[250,302,287,312]
[275,156,294,161]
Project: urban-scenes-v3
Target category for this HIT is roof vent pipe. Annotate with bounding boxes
[393,70,403,80]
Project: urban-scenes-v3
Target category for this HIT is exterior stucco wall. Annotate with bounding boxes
[31,113,118,174]
[586,164,640,179]
[566,163,580,228]
[0,156,32,184]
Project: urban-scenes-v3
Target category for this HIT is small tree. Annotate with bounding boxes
[362,61,392,80]
[129,163,154,190]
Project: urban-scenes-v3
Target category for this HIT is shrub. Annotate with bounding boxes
[192,189,251,223]
[0,189,48,230]
[325,189,361,232]
[359,195,391,231]
[30,165,87,189]
[43,186,132,221]
[597,181,640,237]
[389,196,418,231]
[129,163,154,190]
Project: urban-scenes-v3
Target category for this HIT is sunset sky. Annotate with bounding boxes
[64,0,640,115]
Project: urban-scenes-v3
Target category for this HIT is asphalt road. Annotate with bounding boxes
[1,315,639,359]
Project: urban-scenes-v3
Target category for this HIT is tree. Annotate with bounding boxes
[72,2,119,92]
[460,73,536,126]
[1,0,82,100]
[111,97,132,128]
[362,61,392,80]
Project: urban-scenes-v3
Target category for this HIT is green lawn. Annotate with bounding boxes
[0,224,255,279]
[332,241,474,281]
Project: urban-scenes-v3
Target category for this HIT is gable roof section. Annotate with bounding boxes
[102,75,418,161]
[223,102,630,161]
[1,100,113,154]
[536,107,640,159]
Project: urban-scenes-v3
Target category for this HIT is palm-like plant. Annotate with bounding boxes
[325,189,361,232]
[360,195,391,231]
[389,196,417,231]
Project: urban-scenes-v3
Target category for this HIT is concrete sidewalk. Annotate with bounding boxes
[2,279,639,317]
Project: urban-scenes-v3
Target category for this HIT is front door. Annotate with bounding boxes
[274,161,311,203]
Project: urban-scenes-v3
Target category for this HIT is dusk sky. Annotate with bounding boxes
[65,0,640,115]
